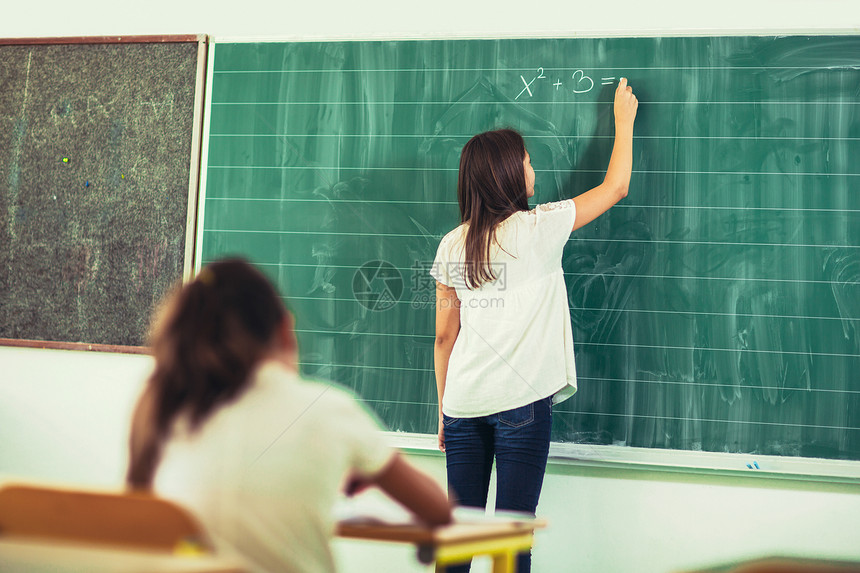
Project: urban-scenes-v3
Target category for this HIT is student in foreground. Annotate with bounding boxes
[127,258,452,572]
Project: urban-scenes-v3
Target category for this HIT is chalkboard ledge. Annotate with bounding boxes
[0,339,149,355]
[387,433,860,485]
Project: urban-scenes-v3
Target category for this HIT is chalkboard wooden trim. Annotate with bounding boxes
[192,41,217,276]
[0,338,150,355]
[184,36,210,279]
[208,28,860,43]
[390,433,860,484]
[0,35,206,46]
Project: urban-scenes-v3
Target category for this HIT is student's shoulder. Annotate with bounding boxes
[532,198,576,215]
[519,199,576,229]
[435,225,467,257]
[439,224,466,245]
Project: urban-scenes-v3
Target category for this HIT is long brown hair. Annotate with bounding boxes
[127,258,289,489]
[457,129,530,289]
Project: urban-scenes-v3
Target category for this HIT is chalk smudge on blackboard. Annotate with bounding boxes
[734,288,812,405]
[307,177,374,298]
[51,99,72,119]
[7,119,27,241]
[825,249,860,351]
[141,92,176,121]
[61,242,93,292]
[136,238,169,293]
[310,244,336,295]
[424,76,572,197]
[7,52,33,244]
[732,36,860,82]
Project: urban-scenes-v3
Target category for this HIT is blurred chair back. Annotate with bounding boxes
[0,483,212,554]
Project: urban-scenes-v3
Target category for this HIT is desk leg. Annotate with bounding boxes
[491,550,516,573]
[435,554,514,573]
[433,531,533,573]
[417,545,435,565]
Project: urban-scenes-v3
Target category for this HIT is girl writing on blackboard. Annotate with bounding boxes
[432,78,638,572]
[127,258,451,572]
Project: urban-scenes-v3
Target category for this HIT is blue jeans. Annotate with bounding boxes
[442,396,553,573]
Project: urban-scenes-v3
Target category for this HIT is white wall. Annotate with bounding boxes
[2,2,860,572]
[0,347,151,488]
[2,0,858,40]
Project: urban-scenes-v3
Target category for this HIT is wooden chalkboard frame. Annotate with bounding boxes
[0,337,150,355]
[0,35,209,353]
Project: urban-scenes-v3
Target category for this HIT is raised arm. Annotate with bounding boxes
[434,281,461,452]
[571,77,639,231]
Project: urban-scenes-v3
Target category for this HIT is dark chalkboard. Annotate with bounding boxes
[199,36,860,463]
[0,36,207,348]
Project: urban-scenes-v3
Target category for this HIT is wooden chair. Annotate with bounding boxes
[683,557,860,573]
[0,483,213,554]
[729,559,860,573]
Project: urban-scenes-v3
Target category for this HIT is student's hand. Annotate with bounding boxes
[614,78,638,132]
[437,423,446,453]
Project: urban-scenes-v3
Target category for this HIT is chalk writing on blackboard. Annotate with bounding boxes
[516,68,617,99]
[571,70,594,93]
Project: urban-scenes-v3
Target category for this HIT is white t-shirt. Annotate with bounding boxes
[431,199,578,418]
[153,361,394,573]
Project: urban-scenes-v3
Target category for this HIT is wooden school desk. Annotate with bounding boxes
[337,516,547,573]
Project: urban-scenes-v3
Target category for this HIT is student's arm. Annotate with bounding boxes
[369,452,453,526]
[572,77,639,231]
[434,281,460,452]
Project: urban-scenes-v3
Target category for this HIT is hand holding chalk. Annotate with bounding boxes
[614,78,638,132]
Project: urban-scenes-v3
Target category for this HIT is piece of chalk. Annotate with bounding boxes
[62,157,69,163]
[747,464,753,469]
[753,461,760,469]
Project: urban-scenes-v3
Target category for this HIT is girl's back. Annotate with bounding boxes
[432,200,579,418]
[154,362,393,573]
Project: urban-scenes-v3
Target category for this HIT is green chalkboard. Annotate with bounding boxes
[0,37,206,348]
[200,36,860,462]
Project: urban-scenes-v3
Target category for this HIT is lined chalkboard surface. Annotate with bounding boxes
[201,36,860,461]
[0,37,205,348]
